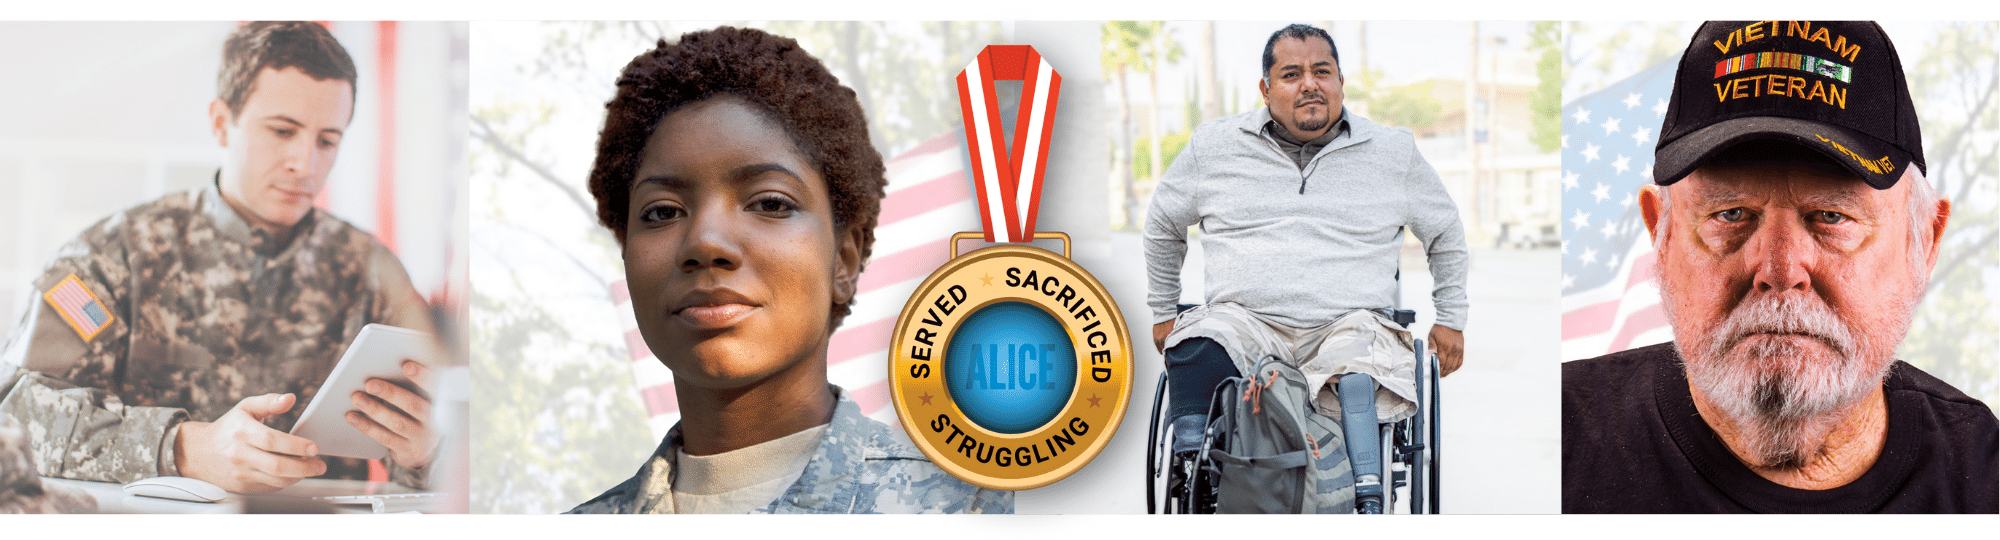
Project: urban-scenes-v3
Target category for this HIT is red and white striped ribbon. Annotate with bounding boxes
[955,45,1062,243]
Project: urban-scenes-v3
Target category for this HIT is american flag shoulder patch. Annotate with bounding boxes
[44,273,114,342]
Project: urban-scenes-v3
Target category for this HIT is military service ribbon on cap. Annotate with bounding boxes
[1713,52,1853,83]
[890,45,1131,490]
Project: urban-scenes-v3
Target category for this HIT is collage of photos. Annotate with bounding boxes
[0,18,1992,519]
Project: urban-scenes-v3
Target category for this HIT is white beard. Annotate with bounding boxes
[1666,291,1897,469]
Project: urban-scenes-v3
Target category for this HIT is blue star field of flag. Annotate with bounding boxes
[1562,57,1680,297]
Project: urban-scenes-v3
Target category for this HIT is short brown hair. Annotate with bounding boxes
[587,27,887,326]
[217,21,359,119]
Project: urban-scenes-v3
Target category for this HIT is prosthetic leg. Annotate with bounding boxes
[1163,336,1234,513]
[1338,373,1384,514]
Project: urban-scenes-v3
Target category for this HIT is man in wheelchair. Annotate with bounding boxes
[1142,24,1468,513]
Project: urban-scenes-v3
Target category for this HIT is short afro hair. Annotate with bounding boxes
[217,21,358,119]
[587,26,887,327]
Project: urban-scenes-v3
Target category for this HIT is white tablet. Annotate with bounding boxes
[290,324,436,460]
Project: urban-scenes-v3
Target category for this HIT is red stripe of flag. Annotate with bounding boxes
[623,328,650,363]
[857,238,950,292]
[827,317,894,368]
[851,379,890,415]
[876,172,970,227]
[53,283,102,333]
[610,279,630,305]
[1608,305,1670,352]
[891,134,963,160]
[1625,252,1657,290]
[52,282,78,307]
[641,382,678,414]
[1563,250,1662,340]
[1561,298,1620,340]
[54,281,84,307]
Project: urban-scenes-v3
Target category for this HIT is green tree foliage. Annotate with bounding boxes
[1183,78,1202,133]
[472,86,644,514]
[1370,80,1444,132]
[1102,21,1155,230]
[470,285,650,514]
[1131,131,1192,182]
[1346,67,1441,131]
[1528,21,1563,153]
[1896,22,1999,414]
[763,21,1004,154]
[1561,22,1688,98]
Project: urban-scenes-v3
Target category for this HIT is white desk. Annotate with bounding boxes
[40,477,431,514]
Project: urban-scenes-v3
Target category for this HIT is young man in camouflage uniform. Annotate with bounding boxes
[0,22,436,495]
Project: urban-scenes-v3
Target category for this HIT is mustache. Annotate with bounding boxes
[1293,91,1326,107]
[1708,293,1856,359]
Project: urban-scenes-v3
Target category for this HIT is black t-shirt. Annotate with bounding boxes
[1563,342,1998,513]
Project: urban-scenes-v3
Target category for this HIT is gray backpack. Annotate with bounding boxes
[1204,357,1355,513]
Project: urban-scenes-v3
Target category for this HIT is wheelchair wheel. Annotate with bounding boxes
[1146,371,1167,513]
[1146,371,1211,514]
[1401,338,1442,514]
[1427,349,1441,513]
[1409,338,1428,514]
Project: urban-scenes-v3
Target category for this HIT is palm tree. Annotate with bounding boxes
[1140,22,1186,190]
[1102,22,1151,229]
[1197,21,1220,124]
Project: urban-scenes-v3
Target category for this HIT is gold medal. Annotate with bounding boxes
[888,46,1131,490]
[891,233,1130,489]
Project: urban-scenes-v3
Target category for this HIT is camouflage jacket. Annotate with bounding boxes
[0,416,94,513]
[569,387,1013,514]
[0,180,432,486]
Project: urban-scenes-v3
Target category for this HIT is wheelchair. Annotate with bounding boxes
[1145,305,1442,514]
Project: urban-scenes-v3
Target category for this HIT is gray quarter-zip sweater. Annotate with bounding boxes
[1144,107,1469,330]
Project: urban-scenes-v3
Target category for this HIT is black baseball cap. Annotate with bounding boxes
[1655,21,1924,189]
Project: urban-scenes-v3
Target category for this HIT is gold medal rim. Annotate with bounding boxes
[888,243,1132,491]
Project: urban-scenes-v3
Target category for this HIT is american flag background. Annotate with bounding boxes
[614,134,979,437]
[1560,57,1679,361]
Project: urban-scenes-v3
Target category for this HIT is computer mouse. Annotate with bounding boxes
[122,476,228,503]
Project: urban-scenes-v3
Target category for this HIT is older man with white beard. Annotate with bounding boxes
[1562,21,1997,513]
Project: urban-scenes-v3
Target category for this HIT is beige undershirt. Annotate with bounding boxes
[671,424,829,514]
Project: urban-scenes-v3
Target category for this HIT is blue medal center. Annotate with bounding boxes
[943,301,1076,434]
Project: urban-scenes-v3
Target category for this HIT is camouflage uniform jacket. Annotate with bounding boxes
[1,416,94,513]
[0,180,432,486]
[569,387,1013,514]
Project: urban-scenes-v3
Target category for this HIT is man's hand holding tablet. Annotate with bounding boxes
[345,359,437,469]
[174,324,439,493]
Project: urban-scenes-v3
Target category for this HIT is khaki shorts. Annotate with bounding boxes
[1164,302,1417,422]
